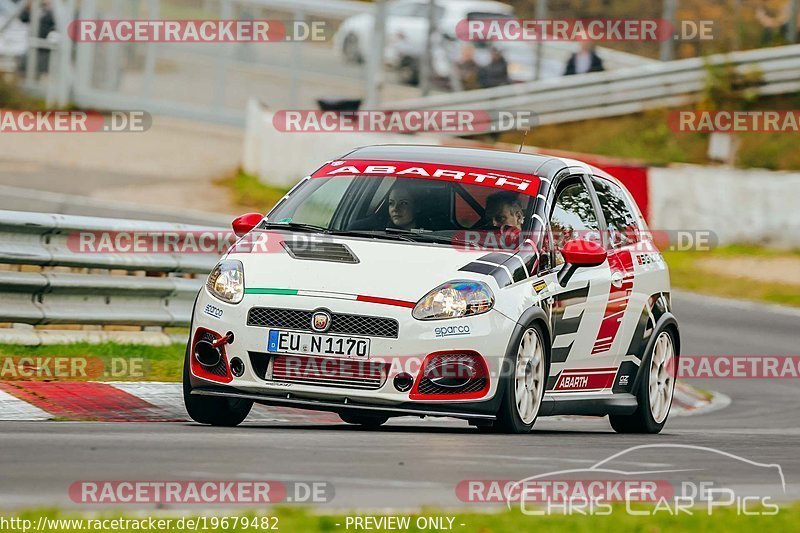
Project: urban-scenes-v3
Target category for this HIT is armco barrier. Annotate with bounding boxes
[0,210,226,327]
[385,44,800,131]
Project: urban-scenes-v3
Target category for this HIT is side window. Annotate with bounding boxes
[549,179,600,266]
[591,177,640,248]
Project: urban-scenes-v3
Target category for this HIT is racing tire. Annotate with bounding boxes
[183,344,253,427]
[338,411,389,428]
[609,328,677,434]
[342,33,362,63]
[494,323,549,434]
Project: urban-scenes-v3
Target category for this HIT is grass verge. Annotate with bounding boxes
[663,245,800,308]
[0,77,45,110]
[0,342,185,382]
[493,93,800,171]
[4,505,798,532]
[214,170,291,214]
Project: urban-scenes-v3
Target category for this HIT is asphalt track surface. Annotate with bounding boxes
[1,292,798,510]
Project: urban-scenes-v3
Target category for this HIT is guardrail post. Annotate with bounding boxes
[24,0,43,86]
[788,0,799,43]
[660,0,676,61]
[364,0,387,108]
[212,0,233,110]
[534,0,548,80]
[290,9,306,108]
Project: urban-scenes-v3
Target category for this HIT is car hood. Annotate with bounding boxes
[227,232,494,303]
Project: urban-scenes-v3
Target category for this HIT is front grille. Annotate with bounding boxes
[269,355,388,390]
[415,353,489,396]
[282,240,359,264]
[247,307,399,338]
[418,376,488,395]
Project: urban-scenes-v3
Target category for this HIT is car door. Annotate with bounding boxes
[539,174,618,394]
[589,175,670,394]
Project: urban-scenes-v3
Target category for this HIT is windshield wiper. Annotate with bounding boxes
[383,228,460,245]
[325,229,416,242]
[260,222,327,233]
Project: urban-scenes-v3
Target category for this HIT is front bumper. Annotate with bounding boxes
[189,288,517,409]
[191,387,499,420]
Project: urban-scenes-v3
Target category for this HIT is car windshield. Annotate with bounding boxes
[265,175,534,245]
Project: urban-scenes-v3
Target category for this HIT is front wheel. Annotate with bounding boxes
[494,324,548,434]
[609,329,677,434]
[183,345,253,427]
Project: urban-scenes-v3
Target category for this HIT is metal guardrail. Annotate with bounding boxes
[385,44,800,131]
[0,210,226,327]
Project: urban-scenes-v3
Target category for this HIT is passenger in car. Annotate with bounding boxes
[485,191,525,230]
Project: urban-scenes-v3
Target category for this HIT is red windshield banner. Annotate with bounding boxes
[311,160,541,196]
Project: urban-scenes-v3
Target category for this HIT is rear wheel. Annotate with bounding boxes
[494,324,547,434]
[610,329,677,434]
[338,411,388,428]
[183,345,253,427]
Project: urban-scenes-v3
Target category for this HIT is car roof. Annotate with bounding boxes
[442,0,514,15]
[339,144,592,181]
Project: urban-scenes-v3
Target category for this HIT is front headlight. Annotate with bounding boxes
[206,260,244,304]
[412,280,494,320]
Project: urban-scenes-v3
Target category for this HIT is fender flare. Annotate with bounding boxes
[496,305,552,402]
[630,312,681,394]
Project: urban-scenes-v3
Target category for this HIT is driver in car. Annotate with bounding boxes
[388,183,422,230]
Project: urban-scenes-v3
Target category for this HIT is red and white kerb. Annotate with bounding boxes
[312,160,541,195]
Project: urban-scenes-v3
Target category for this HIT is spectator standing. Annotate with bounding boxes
[478,46,510,88]
[756,0,800,44]
[564,41,604,76]
[457,43,481,90]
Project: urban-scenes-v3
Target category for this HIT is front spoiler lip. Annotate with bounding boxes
[191,387,496,421]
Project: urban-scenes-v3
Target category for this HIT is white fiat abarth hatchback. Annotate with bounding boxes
[184,145,679,434]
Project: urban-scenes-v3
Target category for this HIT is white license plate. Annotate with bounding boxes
[267,330,370,358]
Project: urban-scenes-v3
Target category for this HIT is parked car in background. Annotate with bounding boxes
[333,0,559,87]
[0,0,29,71]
